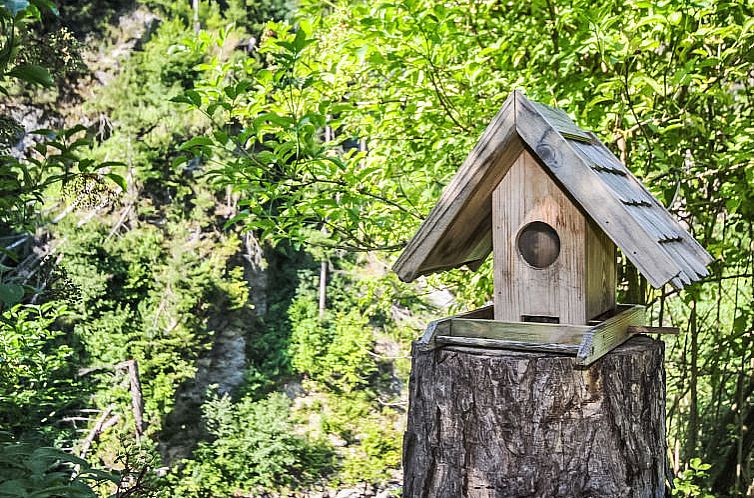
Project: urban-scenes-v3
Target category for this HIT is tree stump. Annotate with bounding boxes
[403,335,667,498]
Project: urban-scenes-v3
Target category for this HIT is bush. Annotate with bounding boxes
[289,291,377,393]
[0,434,118,498]
[170,392,333,496]
[0,303,84,436]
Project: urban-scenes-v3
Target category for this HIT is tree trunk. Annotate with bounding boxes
[403,335,668,498]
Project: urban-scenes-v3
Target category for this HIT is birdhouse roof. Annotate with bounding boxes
[393,90,713,290]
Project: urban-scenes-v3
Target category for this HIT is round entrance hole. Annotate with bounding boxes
[516,221,560,269]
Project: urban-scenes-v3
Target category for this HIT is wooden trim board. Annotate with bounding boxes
[435,336,580,355]
[420,304,650,366]
[575,304,645,365]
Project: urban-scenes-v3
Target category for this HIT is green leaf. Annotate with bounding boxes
[32,447,88,467]
[172,155,189,168]
[179,136,214,150]
[105,173,127,192]
[0,479,28,496]
[7,64,53,86]
[0,283,24,306]
[77,468,120,484]
[292,28,312,52]
[170,90,202,107]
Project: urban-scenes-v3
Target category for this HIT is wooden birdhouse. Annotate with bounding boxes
[393,90,712,364]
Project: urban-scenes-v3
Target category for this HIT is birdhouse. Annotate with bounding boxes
[393,90,712,364]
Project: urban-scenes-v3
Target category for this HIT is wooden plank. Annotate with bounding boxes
[393,93,524,281]
[416,305,494,351]
[585,219,616,320]
[576,305,645,366]
[449,317,590,345]
[614,134,714,270]
[416,318,450,351]
[627,325,679,335]
[568,131,714,283]
[492,149,587,323]
[435,335,580,355]
[514,91,682,289]
[456,305,494,320]
[530,101,595,143]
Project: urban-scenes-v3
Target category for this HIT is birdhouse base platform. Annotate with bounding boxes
[419,304,677,366]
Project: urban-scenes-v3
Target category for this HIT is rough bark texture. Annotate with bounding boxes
[403,335,667,498]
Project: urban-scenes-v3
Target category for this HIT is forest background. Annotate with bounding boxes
[0,0,752,496]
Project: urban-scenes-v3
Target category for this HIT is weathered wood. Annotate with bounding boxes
[514,92,682,288]
[421,305,646,365]
[393,90,711,291]
[403,335,668,498]
[417,306,494,351]
[449,317,589,345]
[628,325,679,335]
[492,149,587,323]
[457,305,494,320]
[576,305,645,365]
[116,359,145,439]
[585,218,616,320]
[393,93,524,281]
[417,318,450,351]
[435,335,579,354]
[78,405,114,460]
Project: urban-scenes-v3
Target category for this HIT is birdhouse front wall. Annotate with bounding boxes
[492,150,616,325]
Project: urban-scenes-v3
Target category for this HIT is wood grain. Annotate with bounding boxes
[404,335,668,497]
[514,91,682,288]
[449,317,589,345]
[628,325,679,335]
[585,219,617,320]
[576,304,645,365]
[420,304,648,365]
[435,335,580,354]
[493,149,587,323]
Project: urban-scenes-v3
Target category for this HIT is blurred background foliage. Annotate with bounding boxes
[0,0,753,496]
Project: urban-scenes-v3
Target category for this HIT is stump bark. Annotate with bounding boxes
[403,335,667,498]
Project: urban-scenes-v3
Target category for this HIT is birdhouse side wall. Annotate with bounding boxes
[492,150,588,324]
[585,221,617,320]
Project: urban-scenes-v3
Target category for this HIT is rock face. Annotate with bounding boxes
[158,234,269,464]
[403,336,667,498]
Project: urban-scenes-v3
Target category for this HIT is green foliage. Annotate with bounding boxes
[289,288,377,393]
[0,0,123,310]
[337,411,401,485]
[0,434,119,498]
[169,392,332,496]
[87,17,208,182]
[0,0,122,229]
[674,459,715,498]
[56,215,249,422]
[283,262,407,486]
[303,392,402,486]
[0,303,84,435]
[4,0,754,495]
[173,21,421,252]
[0,0,57,92]
[175,0,754,493]
[223,0,292,34]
